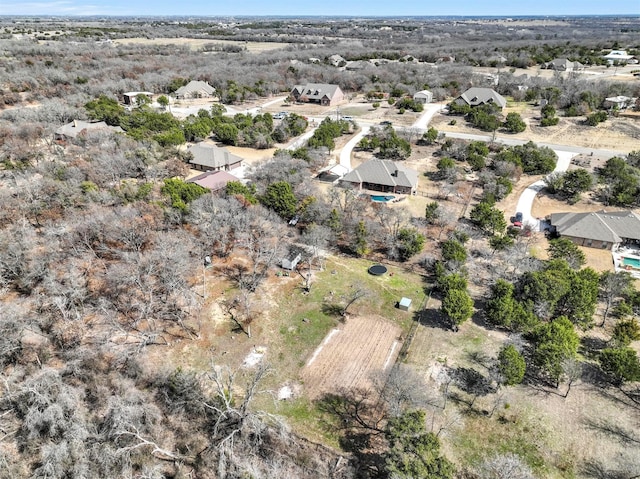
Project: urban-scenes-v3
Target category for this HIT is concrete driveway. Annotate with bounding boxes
[514,150,576,231]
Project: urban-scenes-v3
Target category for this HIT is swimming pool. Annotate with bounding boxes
[623,257,640,269]
[371,195,395,202]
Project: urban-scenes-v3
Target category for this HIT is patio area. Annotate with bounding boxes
[612,245,640,279]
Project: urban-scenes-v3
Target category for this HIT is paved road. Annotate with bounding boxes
[441,131,625,159]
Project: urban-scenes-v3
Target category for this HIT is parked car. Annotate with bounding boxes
[341,115,354,121]
[273,111,288,120]
[514,212,523,223]
[379,120,392,126]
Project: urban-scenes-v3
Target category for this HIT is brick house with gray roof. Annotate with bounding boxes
[454,87,506,109]
[187,143,243,172]
[174,80,216,99]
[549,210,640,250]
[290,83,344,106]
[340,159,418,195]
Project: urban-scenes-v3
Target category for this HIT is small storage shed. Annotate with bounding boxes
[282,252,302,271]
[398,297,412,311]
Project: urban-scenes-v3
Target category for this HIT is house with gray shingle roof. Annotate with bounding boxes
[454,87,506,110]
[187,143,243,172]
[174,80,216,99]
[549,210,640,250]
[290,83,344,106]
[544,59,584,72]
[54,120,123,141]
[340,159,418,195]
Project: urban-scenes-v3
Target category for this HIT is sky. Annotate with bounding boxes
[1,0,638,17]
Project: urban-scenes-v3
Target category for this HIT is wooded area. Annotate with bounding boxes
[0,15,639,479]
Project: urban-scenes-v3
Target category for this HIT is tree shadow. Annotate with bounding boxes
[580,459,638,479]
[453,367,496,397]
[465,350,493,371]
[580,335,609,359]
[593,383,640,412]
[450,366,496,413]
[579,361,611,389]
[315,391,386,479]
[412,307,451,331]
[321,302,344,317]
[470,298,495,330]
[583,415,640,447]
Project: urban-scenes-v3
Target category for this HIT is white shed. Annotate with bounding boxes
[398,297,412,311]
[282,252,302,271]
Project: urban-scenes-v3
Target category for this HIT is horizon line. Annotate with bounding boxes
[2,14,639,18]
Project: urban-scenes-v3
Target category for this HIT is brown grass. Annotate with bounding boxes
[112,37,290,53]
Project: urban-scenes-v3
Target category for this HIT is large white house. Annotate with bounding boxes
[603,50,636,64]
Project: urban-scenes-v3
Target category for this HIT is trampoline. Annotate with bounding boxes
[368,264,388,276]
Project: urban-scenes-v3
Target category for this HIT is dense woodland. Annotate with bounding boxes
[0,16,640,479]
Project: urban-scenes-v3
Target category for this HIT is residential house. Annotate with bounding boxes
[454,87,507,109]
[174,80,216,99]
[187,143,243,172]
[544,59,584,72]
[328,54,346,67]
[54,120,123,142]
[345,60,370,71]
[122,91,154,106]
[603,50,635,64]
[603,96,634,110]
[340,159,418,195]
[487,54,507,65]
[436,55,455,63]
[289,83,344,106]
[187,170,240,192]
[413,90,433,104]
[549,210,640,250]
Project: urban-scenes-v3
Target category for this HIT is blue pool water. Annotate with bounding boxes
[623,257,640,268]
[371,195,396,202]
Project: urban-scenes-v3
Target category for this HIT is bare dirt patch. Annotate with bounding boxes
[430,105,639,154]
[301,315,403,400]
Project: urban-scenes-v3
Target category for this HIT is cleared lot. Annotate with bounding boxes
[302,315,403,400]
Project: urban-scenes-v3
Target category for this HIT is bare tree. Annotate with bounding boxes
[221,289,256,337]
[340,284,369,317]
